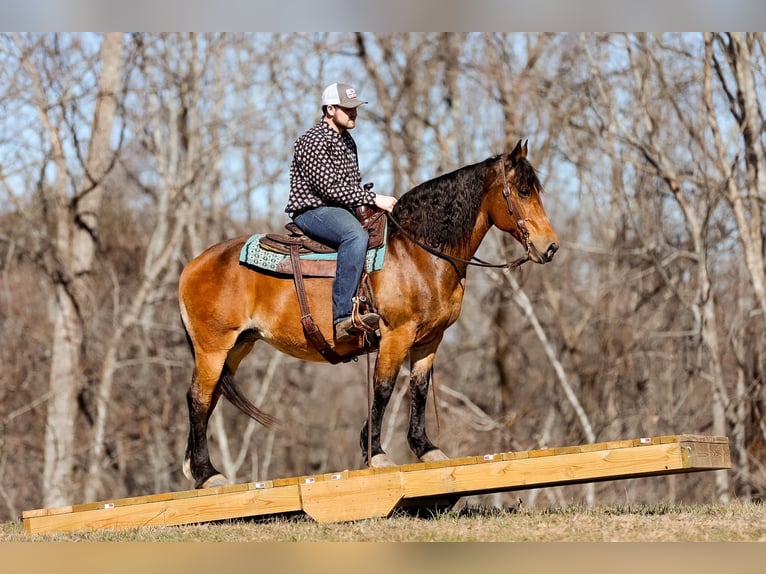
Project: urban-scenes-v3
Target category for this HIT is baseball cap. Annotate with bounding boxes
[321,83,367,108]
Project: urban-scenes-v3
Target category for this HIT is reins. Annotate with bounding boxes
[385,156,532,270]
[385,213,529,270]
[363,157,529,467]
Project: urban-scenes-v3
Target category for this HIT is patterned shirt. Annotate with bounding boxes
[286,121,375,216]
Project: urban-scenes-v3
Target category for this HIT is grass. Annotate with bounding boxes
[2,502,764,542]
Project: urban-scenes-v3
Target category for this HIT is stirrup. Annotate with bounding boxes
[351,297,379,333]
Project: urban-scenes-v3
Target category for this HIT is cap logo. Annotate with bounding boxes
[345,88,357,100]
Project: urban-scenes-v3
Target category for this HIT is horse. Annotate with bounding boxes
[178,139,559,488]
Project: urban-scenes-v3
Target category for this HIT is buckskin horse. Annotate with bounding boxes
[178,140,559,488]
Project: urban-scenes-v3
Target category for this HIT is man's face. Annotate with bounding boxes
[327,105,358,132]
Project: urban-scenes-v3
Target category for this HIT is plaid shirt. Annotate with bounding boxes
[286,121,375,216]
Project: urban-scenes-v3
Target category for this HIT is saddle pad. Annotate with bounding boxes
[239,233,387,277]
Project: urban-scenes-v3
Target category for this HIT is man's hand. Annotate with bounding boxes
[373,193,397,213]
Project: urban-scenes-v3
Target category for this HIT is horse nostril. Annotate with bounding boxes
[545,242,559,262]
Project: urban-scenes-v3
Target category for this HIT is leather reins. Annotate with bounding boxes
[385,156,532,270]
[364,157,531,467]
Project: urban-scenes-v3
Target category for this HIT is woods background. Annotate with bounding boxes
[0,32,764,521]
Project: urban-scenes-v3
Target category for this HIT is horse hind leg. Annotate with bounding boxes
[183,350,230,489]
[184,334,276,489]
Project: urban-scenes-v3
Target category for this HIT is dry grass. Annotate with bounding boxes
[2,502,764,542]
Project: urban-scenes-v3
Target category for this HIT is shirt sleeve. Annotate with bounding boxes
[293,130,376,207]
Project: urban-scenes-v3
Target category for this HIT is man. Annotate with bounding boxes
[286,82,397,344]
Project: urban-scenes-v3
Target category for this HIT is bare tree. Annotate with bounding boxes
[2,33,766,518]
[15,33,125,508]
[82,33,227,502]
[706,34,766,324]
[354,32,470,195]
[567,32,766,502]
[704,32,766,500]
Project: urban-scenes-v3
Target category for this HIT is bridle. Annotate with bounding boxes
[386,155,532,270]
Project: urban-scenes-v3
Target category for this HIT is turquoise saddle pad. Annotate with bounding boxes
[239,230,387,276]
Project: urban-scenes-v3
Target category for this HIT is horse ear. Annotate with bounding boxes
[509,139,528,165]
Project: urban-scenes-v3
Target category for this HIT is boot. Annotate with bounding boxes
[334,313,380,344]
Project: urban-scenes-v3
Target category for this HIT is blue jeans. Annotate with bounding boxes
[293,206,369,324]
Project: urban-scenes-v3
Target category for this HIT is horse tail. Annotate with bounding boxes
[181,317,196,360]
[219,365,277,428]
[179,303,276,428]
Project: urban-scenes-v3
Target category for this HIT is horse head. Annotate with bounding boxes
[488,140,559,264]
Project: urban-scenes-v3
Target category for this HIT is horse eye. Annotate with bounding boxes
[518,187,532,199]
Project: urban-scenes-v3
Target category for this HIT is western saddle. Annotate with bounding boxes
[260,204,387,364]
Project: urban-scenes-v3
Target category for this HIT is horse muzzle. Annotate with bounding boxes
[529,239,559,264]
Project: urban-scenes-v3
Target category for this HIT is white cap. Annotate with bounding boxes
[321,83,367,108]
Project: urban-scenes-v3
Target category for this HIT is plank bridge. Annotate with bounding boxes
[23,434,730,534]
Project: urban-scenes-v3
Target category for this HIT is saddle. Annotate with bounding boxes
[258,205,387,276]
[264,204,387,364]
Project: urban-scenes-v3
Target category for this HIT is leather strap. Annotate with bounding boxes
[290,244,345,364]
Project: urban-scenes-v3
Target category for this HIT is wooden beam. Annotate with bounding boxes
[23,481,303,534]
[401,436,728,500]
[300,470,404,523]
[22,434,730,533]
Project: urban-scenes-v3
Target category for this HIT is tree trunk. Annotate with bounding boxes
[43,288,82,507]
[42,33,124,508]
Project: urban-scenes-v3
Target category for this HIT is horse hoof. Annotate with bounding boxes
[200,474,229,489]
[182,459,193,481]
[420,449,449,462]
[370,453,398,468]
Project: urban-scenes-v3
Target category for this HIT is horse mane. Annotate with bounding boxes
[391,154,541,250]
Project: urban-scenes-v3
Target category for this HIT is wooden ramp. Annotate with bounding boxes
[23,434,730,534]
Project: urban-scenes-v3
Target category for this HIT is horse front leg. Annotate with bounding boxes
[359,330,411,468]
[359,370,397,468]
[407,344,450,462]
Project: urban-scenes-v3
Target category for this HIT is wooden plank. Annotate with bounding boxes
[400,439,729,500]
[24,483,302,534]
[22,435,731,533]
[634,437,661,446]
[680,438,731,469]
[578,441,612,453]
[606,438,638,450]
[553,444,588,456]
[300,472,403,523]
[528,447,556,458]
[502,450,530,461]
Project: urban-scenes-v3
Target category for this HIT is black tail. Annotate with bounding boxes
[219,365,277,428]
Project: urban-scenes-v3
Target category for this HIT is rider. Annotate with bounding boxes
[286,82,397,344]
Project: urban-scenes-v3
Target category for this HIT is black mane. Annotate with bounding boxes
[391,154,541,250]
[391,157,493,250]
